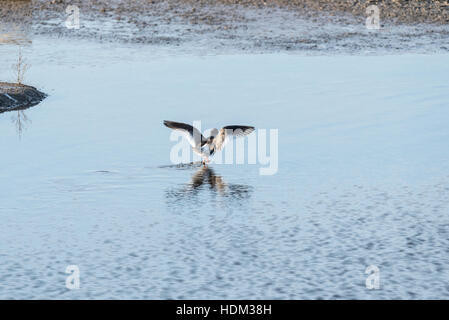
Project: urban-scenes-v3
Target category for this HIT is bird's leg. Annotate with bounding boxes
[201,154,210,166]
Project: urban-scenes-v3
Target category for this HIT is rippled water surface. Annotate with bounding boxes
[1,37,449,299]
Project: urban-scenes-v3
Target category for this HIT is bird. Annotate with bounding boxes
[163,120,255,165]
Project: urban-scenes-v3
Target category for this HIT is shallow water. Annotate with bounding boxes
[1,37,449,299]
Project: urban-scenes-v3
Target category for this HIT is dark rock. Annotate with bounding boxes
[0,82,47,113]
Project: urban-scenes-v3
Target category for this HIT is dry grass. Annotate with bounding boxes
[11,48,30,84]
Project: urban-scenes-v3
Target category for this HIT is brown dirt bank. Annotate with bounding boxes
[215,0,449,24]
[0,82,47,113]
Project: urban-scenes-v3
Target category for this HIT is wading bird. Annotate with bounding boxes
[163,120,255,165]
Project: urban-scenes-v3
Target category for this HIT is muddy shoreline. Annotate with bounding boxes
[30,0,449,25]
[1,0,449,53]
[23,0,449,24]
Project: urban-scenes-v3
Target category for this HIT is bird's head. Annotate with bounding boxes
[204,128,219,145]
[210,128,219,139]
[207,128,218,144]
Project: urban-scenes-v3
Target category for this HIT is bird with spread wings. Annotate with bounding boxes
[164,120,255,165]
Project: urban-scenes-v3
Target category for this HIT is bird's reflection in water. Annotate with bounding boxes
[166,166,252,209]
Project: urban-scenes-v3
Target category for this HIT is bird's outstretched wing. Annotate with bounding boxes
[213,125,255,151]
[164,120,207,150]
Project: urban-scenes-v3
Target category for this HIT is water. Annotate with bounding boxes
[1,36,449,299]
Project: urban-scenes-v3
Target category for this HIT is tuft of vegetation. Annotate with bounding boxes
[12,48,30,85]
